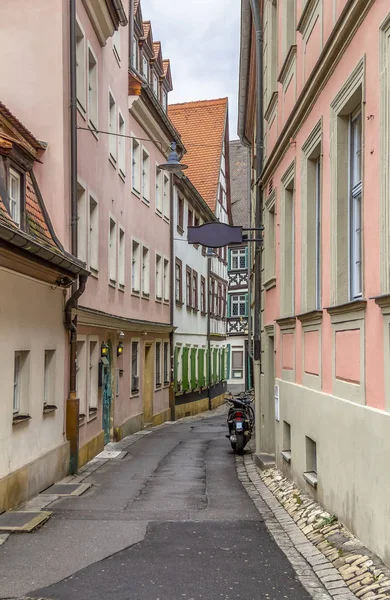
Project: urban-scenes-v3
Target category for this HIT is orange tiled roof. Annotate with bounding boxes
[25,172,57,249]
[163,59,170,77]
[142,20,151,39]
[153,41,161,59]
[168,98,228,212]
[133,0,140,15]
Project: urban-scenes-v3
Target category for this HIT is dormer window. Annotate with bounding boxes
[142,54,149,80]
[9,168,21,226]
[152,73,158,97]
[162,91,168,112]
[132,36,138,70]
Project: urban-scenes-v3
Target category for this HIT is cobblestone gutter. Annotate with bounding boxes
[241,455,390,600]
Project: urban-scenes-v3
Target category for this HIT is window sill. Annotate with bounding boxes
[141,197,150,207]
[176,300,184,308]
[119,170,126,183]
[163,216,170,225]
[12,414,31,425]
[281,450,291,464]
[90,267,99,279]
[163,381,170,387]
[109,154,117,169]
[132,288,140,296]
[201,311,207,317]
[77,101,87,120]
[325,299,367,323]
[155,384,162,391]
[163,298,170,305]
[155,208,163,218]
[177,225,184,236]
[109,279,117,288]
[79,414,86,426]
[130,390,140,398]
[142,292,150,300]
[119,283,125,293]
[263,276,276,291]
[89,122,99,139]
[156,296,163,303]
[113,47,121,67]
[303,471,318,488]
[296,310,323,327]
[88,407,98,419]
[43,405,57,415]
[132,188,141,198]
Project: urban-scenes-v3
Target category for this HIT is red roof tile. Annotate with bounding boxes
[168,98,228,212]
[142,20,151,39]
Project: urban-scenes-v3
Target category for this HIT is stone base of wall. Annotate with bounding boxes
[175,397,209,420]
[114,413,144,441]
[78,431,104,469]
[0,441,69,512]
[211,392,226,410]
[152,408,171,427]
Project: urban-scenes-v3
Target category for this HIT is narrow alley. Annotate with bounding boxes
[0,411,312,600]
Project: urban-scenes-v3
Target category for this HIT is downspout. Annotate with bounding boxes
[207,255,212,410]
[70,0,78,260]
[169,175,175,421]
[246,145,253,390]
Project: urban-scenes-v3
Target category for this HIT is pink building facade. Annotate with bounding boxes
[0,0,179,471]
[239,0,390,566]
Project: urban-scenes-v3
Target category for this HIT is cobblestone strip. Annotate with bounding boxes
[241,456,390,600]
[0,533,9,546]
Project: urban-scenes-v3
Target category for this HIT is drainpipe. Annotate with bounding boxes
[207,255,212,410]
[169,175,175,421]
[70,0,78,262]
[249,0,264,454]
[246,145,253,388]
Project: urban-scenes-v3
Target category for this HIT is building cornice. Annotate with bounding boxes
[77,305,174,333]
[278,45,297,86]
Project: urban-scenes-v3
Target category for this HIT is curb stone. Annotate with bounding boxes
[240,453,390,600]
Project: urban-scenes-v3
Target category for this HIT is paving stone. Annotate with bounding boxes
[324,580,348,591]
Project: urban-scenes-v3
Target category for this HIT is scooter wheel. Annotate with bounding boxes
[230,442,236,452]
[235,433,245,455]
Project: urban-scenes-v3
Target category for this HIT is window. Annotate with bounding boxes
[142,148,150,202]
[77,181,87,263]
[108,91,117,162]
[175,259,183,303]
[192,271,198,310]
[152,72,158,97]
[222,286,227,318]
[131,36,138,70]
[230,248,247,270]
[76,339,87,416]
[13,351,30,416]
[142,245,150,296]
[88,46,98,131]
[281,166,295,316]
[142,54,149,79]
[132,240,141,292]
[163,258,169,302]
[44,350,56,407]
[118,112,125,177]
[217,283,222,316]
[163,174,170,220]
[89,195,99,273]
[349,108,362,300]
[232,349,244,378]
[283,421,291,452]
[264,0,278,109]
[186,267,192,308]
[156,253,163,300]
[188,208,193,229]
[9,168,21,226]
[155,342,161,387]
[132,138,140,193]
[131,341,139,394]
[162,90,168,112]
[177,195,184,231]
[155,167,162,214]
[200,276,206,313]
[163,341,169,384]
[76,20,86,110]
[304,436,318,487]
[264,191,276,287]
[89,340,98,411]
[118,227,125,288]
[112,28,121,63]
[231,294,247,317]
[109,217,117,284]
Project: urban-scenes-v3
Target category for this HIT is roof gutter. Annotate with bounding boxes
[111,0,128,26]
[237,0,252,143]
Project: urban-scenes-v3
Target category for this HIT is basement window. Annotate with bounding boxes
[303,436,318,488]
[281,421,291,463]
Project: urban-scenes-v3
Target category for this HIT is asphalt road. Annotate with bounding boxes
[0,412,311,600]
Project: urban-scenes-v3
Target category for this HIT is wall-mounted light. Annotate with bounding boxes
[101,342,109,358]
[117,341,124,357]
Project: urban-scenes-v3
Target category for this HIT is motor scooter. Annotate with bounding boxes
[225,391,255,455]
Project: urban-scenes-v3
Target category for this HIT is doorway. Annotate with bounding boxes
[262,334,275,454]
[102,344,113,444]
[143,343,154,424]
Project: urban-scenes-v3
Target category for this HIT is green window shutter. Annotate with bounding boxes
[227,345,231,380]
[228,249,231,270]
[227,295,230,318]
[198,349,205,387]
[206,349,210,385]
[213,349,218,383]
[245,293,249,317]
[191,348,197,389]
[182,347,189,391]
[245,246,248,269]
[174,347,180,391]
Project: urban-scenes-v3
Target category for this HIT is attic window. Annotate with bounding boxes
[132,36,138,70]
[142,54,149,80]
[9,168,21,226]
[162,90,168,112]
[152,73,158,97]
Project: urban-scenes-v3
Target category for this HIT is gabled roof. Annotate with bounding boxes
[169,98,228,212]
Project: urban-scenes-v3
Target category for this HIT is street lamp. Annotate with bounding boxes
[158,142,188,173]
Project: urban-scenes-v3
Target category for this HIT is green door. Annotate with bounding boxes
[102,347,112,444]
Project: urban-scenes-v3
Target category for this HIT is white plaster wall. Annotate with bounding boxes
[227,336,246,391]
[0,269,66,479]
[276,379,390,567]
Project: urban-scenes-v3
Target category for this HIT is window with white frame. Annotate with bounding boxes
[231,349,244,379]
[175,259,182,303]
[44,350,56,407]
[192,270,198,310]
[349,108,362,300]
[315,157,321,308]
[155,342,162,387]
[109,217,117,283]
[163,341,169,384]
[142,149,150,202]
[89,194,99,273]
[118,227,125,288]
[152,72,158,97]
[112,28,121,63]
[163,174,170,220]
[131,340,139,394]
[163,258,169,302]
[132,138,140,193]
[142,245,150,296]
[76,20,86,110]
[156,253,163,300]
[230,248,247,270]
[142,54,149,79]
[108,91,117,162]
[89,339,98,411]
[231,294,247,317]
[162,90,168,112]
[76,339,87,416]
[118,112,125,177]
[88,46,98,131]
[155,167,162,214]
[77,181,87,263]
[9,168,21,226]
[13,351,29,416]
[132,239,141,292]
[132,36,138,70]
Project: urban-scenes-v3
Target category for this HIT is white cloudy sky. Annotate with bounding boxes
[140,0,241,139]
